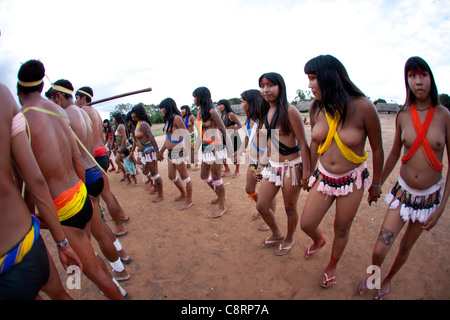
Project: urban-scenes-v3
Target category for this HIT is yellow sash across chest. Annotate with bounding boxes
[317,112,367,164]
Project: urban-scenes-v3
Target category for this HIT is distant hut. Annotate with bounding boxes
[375,103,400,114]
[295,100,313,113]
[231,104,244,116]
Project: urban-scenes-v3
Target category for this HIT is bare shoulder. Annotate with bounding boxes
[288,104,301,117]
[353,96,376,112]
[140,121,152,134]
[83,105,101,121]
[437,105,450,120]
[174,115,184,128]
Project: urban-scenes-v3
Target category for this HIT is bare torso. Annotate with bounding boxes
[397,105,448,189]
[82,105,104,149]
[311,97,370,173]
[0,85,31,256]
[20,97,83,199]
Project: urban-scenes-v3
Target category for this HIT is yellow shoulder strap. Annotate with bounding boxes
[317,112,367,164]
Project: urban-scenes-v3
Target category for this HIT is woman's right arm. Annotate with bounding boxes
[381,111,404,185]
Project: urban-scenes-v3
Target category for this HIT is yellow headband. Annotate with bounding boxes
[77,89,92,99]
[18,78,44,87]
[52,84,74,96]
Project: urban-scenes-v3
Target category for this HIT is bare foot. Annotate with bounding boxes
[258,223,270,231]
[179,201,194,211]
[251,211,260,220]
[152,195,164,203]
[174,193,187,201]
[212,207,226,218]
[221,170,231,177]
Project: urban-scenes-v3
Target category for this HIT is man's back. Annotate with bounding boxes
[21,96,84,199]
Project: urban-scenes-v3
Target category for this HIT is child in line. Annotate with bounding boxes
[120,147,138,186]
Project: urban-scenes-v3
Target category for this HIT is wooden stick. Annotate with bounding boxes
[83,87,152,106]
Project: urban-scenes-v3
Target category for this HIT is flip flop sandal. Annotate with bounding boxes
[356,278,369,296]
[261,236,284,248]
[374,282,391,300]
[274,241,294,256]
[320,273,337,288]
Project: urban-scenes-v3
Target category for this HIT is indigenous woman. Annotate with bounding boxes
[241,89,273,231]
[300,55,384,287]
[180,105,199,170]
[218,99,242,177]
[193,86,231,218]
[256,72,311,256]
[112,113,128,178]
[103,119,116,172]
[159,98,193,210]
[131,103,164,202]
[356,57,450,300]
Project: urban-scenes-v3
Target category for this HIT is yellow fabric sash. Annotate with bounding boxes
[317,112,367,164]
[53,179,87,222]
[0,215,40,275]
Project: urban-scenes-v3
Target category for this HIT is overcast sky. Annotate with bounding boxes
[1,0,449,120]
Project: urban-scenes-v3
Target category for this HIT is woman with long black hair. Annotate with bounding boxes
[300,55,383,288]
[218,99,242,177]
[159,98,193,210]
[112,112,129,178]
[256,72,311,256]
[180,105,199,170]
[131,103,164,203]
[356,56,450,299]
[241,89,273,231]
[193,86,231,218]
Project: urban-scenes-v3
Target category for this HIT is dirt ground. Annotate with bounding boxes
[41,114,450,300]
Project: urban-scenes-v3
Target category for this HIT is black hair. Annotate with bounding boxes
[46,79,74,100]
[159,98,181,132]
[17,59,45,94]
[45,88,56,99]
[193,86,214,121]
[258,72,290,134]
[180,105,191,117]
[103,119,112,136]
[241,89,268,125]
[217,99,233,113]
[120,147,130,157]
[112,112,130,139]
[126,110,137,130]
[404,56,440,107]
[75,86,94,103]
[304,54,365,124]
[130,103,152,126]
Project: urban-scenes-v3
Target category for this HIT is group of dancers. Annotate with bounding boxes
[0,54,448,300]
